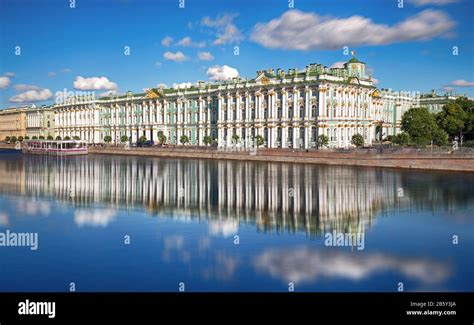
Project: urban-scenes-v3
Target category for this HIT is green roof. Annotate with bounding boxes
[347,57,364,64]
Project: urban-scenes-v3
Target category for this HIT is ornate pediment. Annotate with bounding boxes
[146,89,162,99]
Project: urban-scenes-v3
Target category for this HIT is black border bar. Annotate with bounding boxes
[0,292,472,321]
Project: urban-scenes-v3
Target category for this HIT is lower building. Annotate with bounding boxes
[25,105,55,139]
[0,107,27,140]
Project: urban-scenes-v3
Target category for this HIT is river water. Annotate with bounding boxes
[0,150,473,292]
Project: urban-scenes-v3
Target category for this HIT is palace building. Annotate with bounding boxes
[54,55,381,148]
[1,55,469,148]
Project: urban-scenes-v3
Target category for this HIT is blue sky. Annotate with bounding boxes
[0,0,473,108]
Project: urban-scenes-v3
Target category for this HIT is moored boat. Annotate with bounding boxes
[22,140,88,155]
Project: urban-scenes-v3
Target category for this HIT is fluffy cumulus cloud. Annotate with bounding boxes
[330,61,345,69]
[409,0,460,6]
[207,65,239,81]
[172,82,193,89]
[0,213,9,226]
[208,220,239,238]
[176,36,206,48]
[73,76,118,90]
[201,13,244,45]
[198,51,214,61]
[163,51,188,62]
[9,89,53,103]
[14,84,40,91]
[161,36,173,47]
[4,72,15,77]
[448,79,474,87]
[0,76,11,89]
[99,89,119,98]
[250,9,455,50]
[254,247,450,284]
[74,209,117,227]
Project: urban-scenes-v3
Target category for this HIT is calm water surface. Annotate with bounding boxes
[0,150,473,292]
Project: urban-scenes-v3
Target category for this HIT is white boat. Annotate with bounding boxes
[22,140,88,155]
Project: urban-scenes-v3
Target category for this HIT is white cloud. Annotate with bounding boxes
[14,84,41,91]
[99,89,119,97]
[176,36,191,47]
[0,76,11,89]
[48,72,56,77]
[254,247,450,284]
[16,200,51,216]
[4,72,15,77]
[202,252,239,280]
[366,67,379,85]
[172,82,193,89]
[73,76,118,90]
[198,51,214,61]
[207,65,239,81]
[330,61,345,68]
[9,89,53,103]
[201,13,244,45]
[449,79,474,87]
[163,51,188,62]
[61,68,71,73]
[208,220,238,237]
[176,36,206,48]
[0,213,9,226]
[74,209,117,227]
[250,9,455,50]
[409,0,460,6]
[161,36,173,47]
[155,61,162,68]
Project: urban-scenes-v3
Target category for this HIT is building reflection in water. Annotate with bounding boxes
[0,154,472,237]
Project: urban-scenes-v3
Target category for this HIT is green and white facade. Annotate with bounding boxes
[52,56,463,148]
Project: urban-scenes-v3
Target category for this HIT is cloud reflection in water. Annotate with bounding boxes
[254,247,451,285]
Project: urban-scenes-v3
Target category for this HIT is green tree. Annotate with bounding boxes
[47,135,54,140]
[103,135,112,143]
[158,133,167,145]
[32,136,38,140]
[24,136,30,140]
[64,136,71,140]
[436,102,467,138]
[351,134,364,147]
[396,132,410,146]
[254,135,264,147]
[375,125,383,141]
[56,136,62,140]
[231,134,240,142]
[385,135,395,143]
[401,107,438,146]
[317,134,329,147]
[120,135,129,143]
[73,136,80,140]
[432,128,449,146]
[180,135,189,145]
[454,97,474,141]
[11,136,17,142]
[5,136,10,142]
[139,135,147,143]
[39,136,45,140]
[203,135,212,146]
[18,136,24,142]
